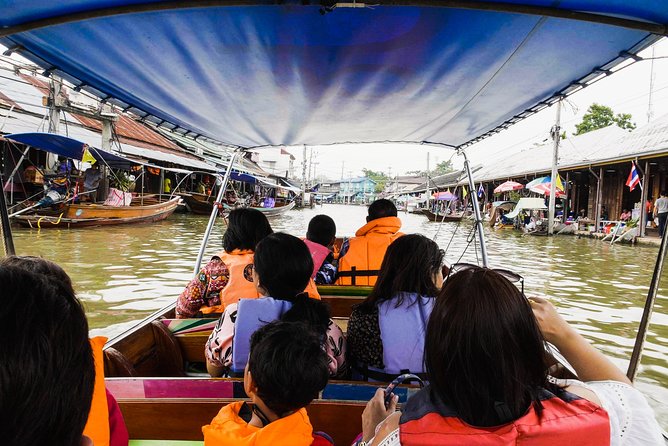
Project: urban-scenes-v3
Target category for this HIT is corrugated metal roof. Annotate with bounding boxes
[19,72,186,152]
[1,67,222,172]
[0,103,219,172]
[473,125,629,182]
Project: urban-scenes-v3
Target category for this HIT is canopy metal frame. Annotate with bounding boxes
[1,1,666,38]
[0,2,664,149]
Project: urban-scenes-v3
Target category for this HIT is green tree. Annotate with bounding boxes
[405,160,453,177]
[362,168,388,193]
[574,103,636,135]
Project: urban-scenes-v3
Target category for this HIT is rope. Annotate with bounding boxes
[37,212,64,229]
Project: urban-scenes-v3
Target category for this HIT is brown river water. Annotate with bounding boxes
[11,203,668,428]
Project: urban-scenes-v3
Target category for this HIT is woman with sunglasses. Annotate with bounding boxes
[347,234,444,381]
[358,267,663,445]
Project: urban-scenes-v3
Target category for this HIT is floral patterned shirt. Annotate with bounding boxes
[176,257,230,318]
[205,300,348,378]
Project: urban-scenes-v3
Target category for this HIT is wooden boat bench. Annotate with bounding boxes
[108,377,421,445]
[104,288,368,377]
[165,317,349,364]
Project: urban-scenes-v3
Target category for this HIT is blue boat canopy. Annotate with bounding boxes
[6,132,140,170]
[1,2,666,149]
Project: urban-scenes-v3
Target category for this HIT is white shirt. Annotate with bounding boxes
[654,197,668,214]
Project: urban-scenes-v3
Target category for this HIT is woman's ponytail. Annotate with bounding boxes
[281,293,330,337]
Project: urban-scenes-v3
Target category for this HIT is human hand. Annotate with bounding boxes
[362,388,398,442]
[529,296,575,346]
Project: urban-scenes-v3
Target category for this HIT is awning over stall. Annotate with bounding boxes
[506,198,548,219]
[5,132,216,174]
[1,2,665,149]
[6,132,137,169]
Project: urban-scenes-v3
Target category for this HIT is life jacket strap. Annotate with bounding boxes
[336,267,380,285]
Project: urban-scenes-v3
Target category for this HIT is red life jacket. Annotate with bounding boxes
[400,387,610,445]
[303,239,331,278]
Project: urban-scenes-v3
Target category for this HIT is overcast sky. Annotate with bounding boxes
[289,37,668,180]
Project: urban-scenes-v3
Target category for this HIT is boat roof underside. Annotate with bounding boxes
[1,2,666,149]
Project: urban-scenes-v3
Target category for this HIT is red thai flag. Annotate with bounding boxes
[626,162,640,191]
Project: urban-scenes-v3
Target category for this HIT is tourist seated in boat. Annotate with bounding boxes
[337,199,404,286]
[347,234,444,381]
[0,258,129,446]
[83,162,102,202]
[205,232,346,378]
[359,266,663,445]
[203,321,333,446]
[2,256,129,446]
[176,208,273,318]
[305,214,338,285]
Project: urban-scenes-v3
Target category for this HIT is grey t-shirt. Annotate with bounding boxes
[655,197,668,214]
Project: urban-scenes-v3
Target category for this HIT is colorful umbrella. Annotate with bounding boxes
[433,191,457,201]
[525,176,550,189]
[527,175,564,196]
[530,183,566,197]
[493,181,524,194]
[433,191,456,201]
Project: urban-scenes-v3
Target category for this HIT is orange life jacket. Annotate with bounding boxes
[337,216,403,286]
[83,337,110,446]
[202,250,320,314]
[201,249,259,314]
[202,401,316,446]
[399,387,610,445]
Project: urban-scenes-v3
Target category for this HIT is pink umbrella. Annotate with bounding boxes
[493,181,524,194]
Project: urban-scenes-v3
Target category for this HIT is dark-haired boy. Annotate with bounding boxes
[304,214,338,285]
[202,321,332,446]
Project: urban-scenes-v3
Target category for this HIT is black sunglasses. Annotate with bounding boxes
[446,262,525,295]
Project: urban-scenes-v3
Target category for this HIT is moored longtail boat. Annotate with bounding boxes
[2,0,668,443]
[181,193,297,216]
[13,196,181,228]
[421,209,465,222]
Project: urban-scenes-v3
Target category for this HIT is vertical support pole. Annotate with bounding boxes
[159,168,165,201]
[193,150,240,275]
[100,118,114,202]
[301,145,307,208]
[426,152,430,211]
[461,150,488,267]
[548,100,561,235]
[564,172,570,221]
[598,167,604,231]
[140,165,145,206]
[47,77,61,170]
[627,211,668,381]
[0,175,16,256]
[640,161,650,238]
[589,167,601,231]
